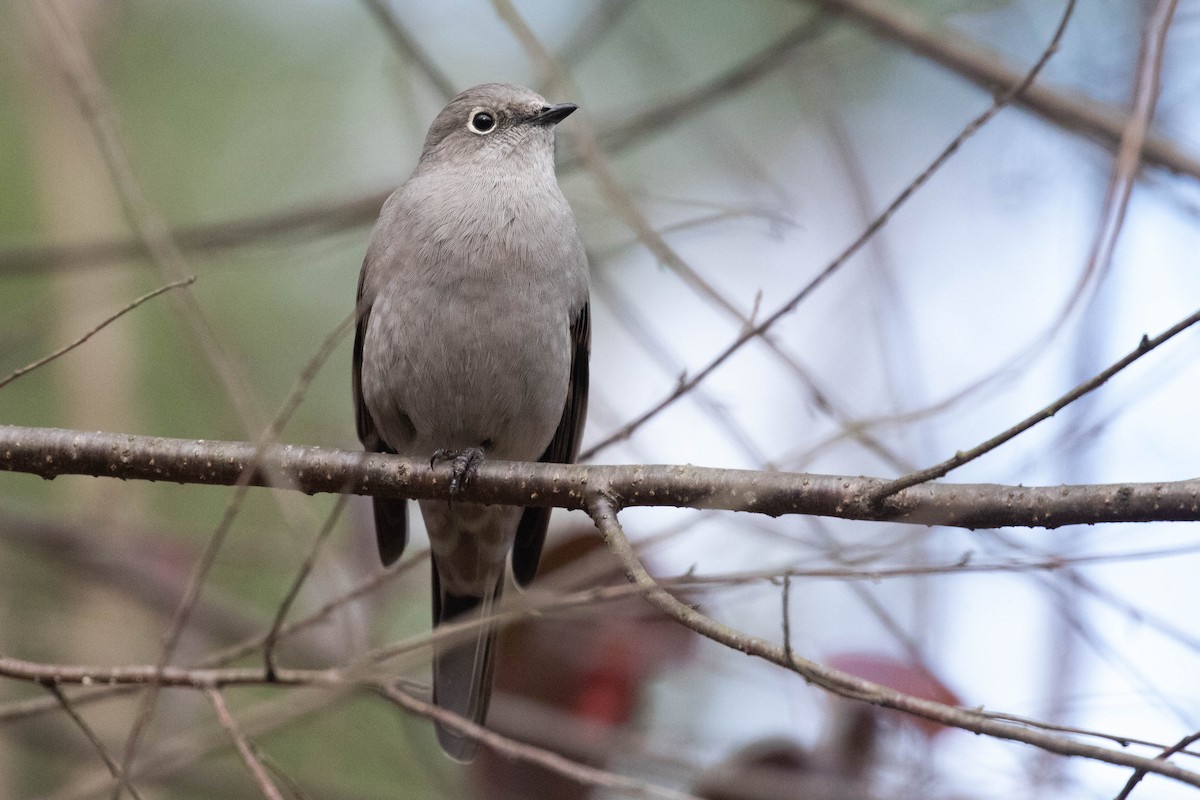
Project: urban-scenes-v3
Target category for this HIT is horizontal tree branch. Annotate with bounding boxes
[0,655,334,689]
[2,425,1198,529]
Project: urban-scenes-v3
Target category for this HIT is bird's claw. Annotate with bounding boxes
[431,447,486,497]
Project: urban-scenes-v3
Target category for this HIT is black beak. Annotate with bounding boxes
[527,102,578,126]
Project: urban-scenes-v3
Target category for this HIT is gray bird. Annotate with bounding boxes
[352,83,590,761]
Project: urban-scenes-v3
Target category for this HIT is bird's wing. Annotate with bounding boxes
[353,262,409,566]
[512,301,590,587]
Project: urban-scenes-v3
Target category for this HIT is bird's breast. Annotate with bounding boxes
[360,192,584,461]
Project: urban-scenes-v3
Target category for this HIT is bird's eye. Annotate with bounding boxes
[468,109,496,134]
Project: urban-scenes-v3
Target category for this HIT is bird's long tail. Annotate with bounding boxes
[431,561,503,762]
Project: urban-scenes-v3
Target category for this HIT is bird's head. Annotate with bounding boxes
[417,83,577,169]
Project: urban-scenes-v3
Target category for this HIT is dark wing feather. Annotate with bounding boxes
[512,301,590,587]
[353,266,409,566]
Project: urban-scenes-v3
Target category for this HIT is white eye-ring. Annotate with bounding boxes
[467,108,497,134]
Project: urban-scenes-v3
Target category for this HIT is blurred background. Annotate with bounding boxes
[2,0,1200,798]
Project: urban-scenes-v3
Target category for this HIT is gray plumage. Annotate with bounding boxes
[352,83,590,761]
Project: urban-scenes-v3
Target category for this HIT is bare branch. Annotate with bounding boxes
[263,495,348,680]
[1081,0,1179,286]
[205,688,288,800]
[44,683,146,800]
[1114,728,1200,800]
[0,277,194,391]
[592,269,773,467]
[3,424,1200,529]
[0,655,337,688]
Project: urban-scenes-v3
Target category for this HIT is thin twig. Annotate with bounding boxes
[872,305,1200,502]
[780,574,794,665]
[996,0,1185,400]
[1114,728,1200,800]
[375,682,705,800]
[1080,0,1178,288]
[0,277,194,391]
[259,309,357,445]
[264,494,349,680]
[592,269,773,467]
[226,544,423,666]
[44,683,146,800]
[257,750,314,800]
[205,687,288,800]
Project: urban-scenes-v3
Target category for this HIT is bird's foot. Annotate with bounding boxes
[430,447,486,496]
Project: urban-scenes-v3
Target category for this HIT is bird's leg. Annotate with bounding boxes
[430,446,486,496]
